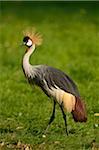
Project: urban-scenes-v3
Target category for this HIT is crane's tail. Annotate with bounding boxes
[71,97,87,122]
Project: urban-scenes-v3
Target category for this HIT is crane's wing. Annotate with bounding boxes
[43,66,80,97]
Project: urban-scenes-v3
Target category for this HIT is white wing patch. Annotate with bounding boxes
[43,81,76,112]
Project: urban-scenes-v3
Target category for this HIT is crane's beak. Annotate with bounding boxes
[20,42,25,47]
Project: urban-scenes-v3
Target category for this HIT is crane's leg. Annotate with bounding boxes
[44,100,56,134]
[60,105,68,136]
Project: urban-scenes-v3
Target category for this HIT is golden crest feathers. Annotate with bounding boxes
[23,27,43,46]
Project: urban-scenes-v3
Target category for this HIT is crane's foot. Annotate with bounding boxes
[65,126,69,136]
[43,124,50,135]
[66,130,69,136]
[42,124,50,138]
[60,105,69,136]
[42,101,56,138]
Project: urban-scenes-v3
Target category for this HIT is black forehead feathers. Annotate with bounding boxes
[23,36,30,42]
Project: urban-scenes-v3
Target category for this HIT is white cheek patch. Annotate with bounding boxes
[27,39,33,47]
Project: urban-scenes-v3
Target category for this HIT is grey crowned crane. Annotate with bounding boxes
[22,29,87,136]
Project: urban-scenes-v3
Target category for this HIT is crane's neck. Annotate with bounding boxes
[22,44,35,77]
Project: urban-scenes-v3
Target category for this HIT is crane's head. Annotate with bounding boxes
[23,36,33,48]
[23,28,42,49]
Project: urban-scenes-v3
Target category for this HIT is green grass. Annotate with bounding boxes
[0,2,99,150]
